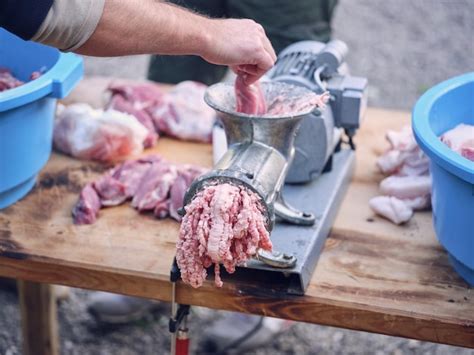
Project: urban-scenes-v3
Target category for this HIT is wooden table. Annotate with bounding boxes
[0,100,473,354]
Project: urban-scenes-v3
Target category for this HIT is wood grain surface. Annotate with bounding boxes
[18,281,59,355]
[0,78,472,348]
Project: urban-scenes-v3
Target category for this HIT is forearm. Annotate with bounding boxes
[76,0,211,57]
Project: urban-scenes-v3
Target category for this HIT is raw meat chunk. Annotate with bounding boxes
[176,183,271,288]
[72,183,101,224]
[72,155,206,225]
[235,75,267,115]
[403,195,431,210]
[152,81,216,142]
[234,75,329,116]
[370,126,432,225]
[386,126,418,151]
[379,175,431,200]
[369,196,413,225]
[266,92,330,116]
[376,126,429,175]
[131,162,178,211]
[107,82,164,148]
[93,174,128,207]
[106,80,215,143]
[54,104,148,163]
[0,68,24,91]
[168,165,208,221]
[440,123,474,162]
[0,68,43,92]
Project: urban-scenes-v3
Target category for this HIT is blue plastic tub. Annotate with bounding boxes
[0,29,83,209]
[413,72,474,285]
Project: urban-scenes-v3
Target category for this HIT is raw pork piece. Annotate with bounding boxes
[370,125,432,225]
[376,126,429,175]
[176,183,271,288]
[93,174,127,207]
[0,68,44,92]
[0,68,24,91]
[167,165,208,221]
[379,175,431,200]
[54,104,148,163]
[440,123,474,162]
[72,155,206,224]
[131,162,178,211]
[369,196,413,225]
[72,183,101,224]
[385,126,418,151]
[266,91,330,116]
[107,82,164,148]
[93,159,154,206]
[152,81,216,142]
[234,75,267,115]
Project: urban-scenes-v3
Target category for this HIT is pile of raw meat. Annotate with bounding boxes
[440,123,474,162]
[73,154,207,224]
[370,126,431,224]
[54,81,216,162]
[176,183,271,288]
[369,123,474,224]
[0,68,42,92]
[234,75,330,116]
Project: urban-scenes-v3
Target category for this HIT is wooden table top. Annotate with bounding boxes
[0,83,472,348]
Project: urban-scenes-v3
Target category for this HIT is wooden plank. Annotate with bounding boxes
[17,281,59,355]
[0,78,473,348]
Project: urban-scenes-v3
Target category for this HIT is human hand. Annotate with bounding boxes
[200,19,276,84]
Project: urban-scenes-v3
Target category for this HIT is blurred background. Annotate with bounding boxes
[1,0,473,354]
[82,0,474,110]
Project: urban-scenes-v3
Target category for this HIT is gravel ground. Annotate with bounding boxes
[1,288,472,355]
[2,1,474,354]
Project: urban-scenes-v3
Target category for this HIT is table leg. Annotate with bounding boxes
[17,280,59,355]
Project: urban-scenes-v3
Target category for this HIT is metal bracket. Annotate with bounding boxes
[256,249,297,269]
[274,195,316,226]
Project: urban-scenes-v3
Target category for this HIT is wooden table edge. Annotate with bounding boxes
[1,256,472,349]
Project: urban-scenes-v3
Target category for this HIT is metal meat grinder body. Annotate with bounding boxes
[267,40,368,183]
[184,40,368,294]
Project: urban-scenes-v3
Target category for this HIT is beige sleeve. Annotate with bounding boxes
[31,0,106,52]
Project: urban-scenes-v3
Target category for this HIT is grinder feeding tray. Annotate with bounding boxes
[184,40,367,294]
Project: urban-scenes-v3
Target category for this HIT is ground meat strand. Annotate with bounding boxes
[176,183,271,288]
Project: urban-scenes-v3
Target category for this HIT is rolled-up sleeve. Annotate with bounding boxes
[0,0,54,40]
[31,0,106,51]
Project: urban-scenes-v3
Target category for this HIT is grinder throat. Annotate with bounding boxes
[182,82,326,231]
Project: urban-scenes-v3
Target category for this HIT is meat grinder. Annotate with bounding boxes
[184,40,368,294]
[183,82,320,230]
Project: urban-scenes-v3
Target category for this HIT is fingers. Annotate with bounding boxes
[258,25,277,63]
